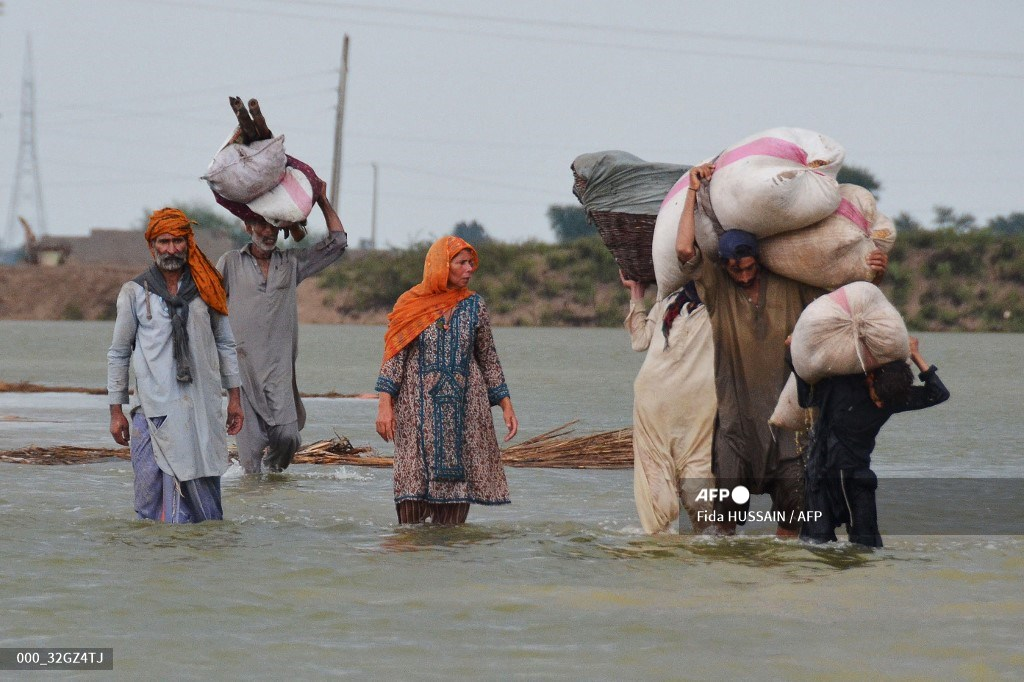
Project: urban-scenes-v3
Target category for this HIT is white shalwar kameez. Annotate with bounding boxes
[625,289,716,533]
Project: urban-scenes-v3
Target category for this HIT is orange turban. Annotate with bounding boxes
[146,208,229,316]
[382,236,478,364]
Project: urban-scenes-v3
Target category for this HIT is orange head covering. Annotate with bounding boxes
[145,208,229,316]
[382,236,478,363]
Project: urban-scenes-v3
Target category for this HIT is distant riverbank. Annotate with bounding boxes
[2,233,1022,331]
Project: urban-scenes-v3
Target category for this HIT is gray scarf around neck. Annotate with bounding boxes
[134,265,199,383]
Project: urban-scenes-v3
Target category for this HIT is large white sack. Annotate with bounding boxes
[769,373,818,431]
[203,135,287,203]
[246,165,315,227]
[651,172,692,299]
[709,127,844,238]
[758,184,885,290]
[652,163,722,298]
[791,281,909,383]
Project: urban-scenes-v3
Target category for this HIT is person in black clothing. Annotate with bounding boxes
[793,336,950,547]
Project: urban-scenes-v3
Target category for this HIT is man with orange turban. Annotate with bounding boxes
[107,208,243,522]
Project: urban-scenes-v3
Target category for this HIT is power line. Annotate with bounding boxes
[250,0,1024,63]
[143,0,1024,81]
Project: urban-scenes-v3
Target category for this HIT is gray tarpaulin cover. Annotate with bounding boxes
[572,150,690,215]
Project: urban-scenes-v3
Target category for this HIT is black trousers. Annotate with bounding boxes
[801,467,883,548]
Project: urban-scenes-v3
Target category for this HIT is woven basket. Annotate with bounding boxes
[573,169,657,284]
[591,210,657,284]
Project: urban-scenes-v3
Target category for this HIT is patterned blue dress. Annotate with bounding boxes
[376,295,511,505]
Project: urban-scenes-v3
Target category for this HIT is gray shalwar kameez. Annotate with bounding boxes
[217,233,347,473]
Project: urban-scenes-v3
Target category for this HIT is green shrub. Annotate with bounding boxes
[62,303,84,320]
[995,256,1024,284]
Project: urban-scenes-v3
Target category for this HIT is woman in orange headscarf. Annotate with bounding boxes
[375,236,518,524]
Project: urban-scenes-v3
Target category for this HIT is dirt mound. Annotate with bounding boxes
[0,264,361,324]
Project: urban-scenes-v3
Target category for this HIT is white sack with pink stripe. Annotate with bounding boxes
[759,184,897,290]
[790,281,909,384]
[709,127,844,238]
[651,160,723,298]
[651,170,695,299]
[246,165,316,227]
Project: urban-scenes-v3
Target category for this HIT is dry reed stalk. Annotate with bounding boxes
[500,421,633,469]
[0,445,130,465]
[0,381,373,399]
[0,423,634,468]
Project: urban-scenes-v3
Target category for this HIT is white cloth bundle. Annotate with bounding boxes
[709,127,844,238]
[758,184,893,290]
[791,281,909,383]
[203,135,287,203]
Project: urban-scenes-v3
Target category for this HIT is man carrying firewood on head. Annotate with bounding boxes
[212,98,348,474]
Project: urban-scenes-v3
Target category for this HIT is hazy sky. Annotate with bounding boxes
[1,0,1021,248]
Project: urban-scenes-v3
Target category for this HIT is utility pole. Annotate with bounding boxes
[370,162,379,249]
[329,35,350,208]
[4,37,47,250]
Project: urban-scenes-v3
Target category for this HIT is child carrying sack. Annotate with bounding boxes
[709,127,844,238]
[790,281,909,384]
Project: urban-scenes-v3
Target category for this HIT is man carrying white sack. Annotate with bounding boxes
[216,168,348,474]
[675,163,888,537]
[621,271,716,534]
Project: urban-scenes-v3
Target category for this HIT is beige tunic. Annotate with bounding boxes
[693,258,823,491]
[626,291,716,534]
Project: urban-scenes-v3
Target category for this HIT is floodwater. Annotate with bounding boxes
[1,321,1022,679]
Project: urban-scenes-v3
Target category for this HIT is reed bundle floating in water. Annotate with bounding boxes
[290,435,392,467]
[500,421,633,469]
[0,381,373,399]
[0,423,634,468]
[0,445,130,465]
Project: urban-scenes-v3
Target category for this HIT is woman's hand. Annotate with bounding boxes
[618,269,646,300]
[375,393,396,442]
[500,398,518,442]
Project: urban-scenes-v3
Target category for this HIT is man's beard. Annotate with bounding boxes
[156,252,186,271]
[251,231,278,252]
